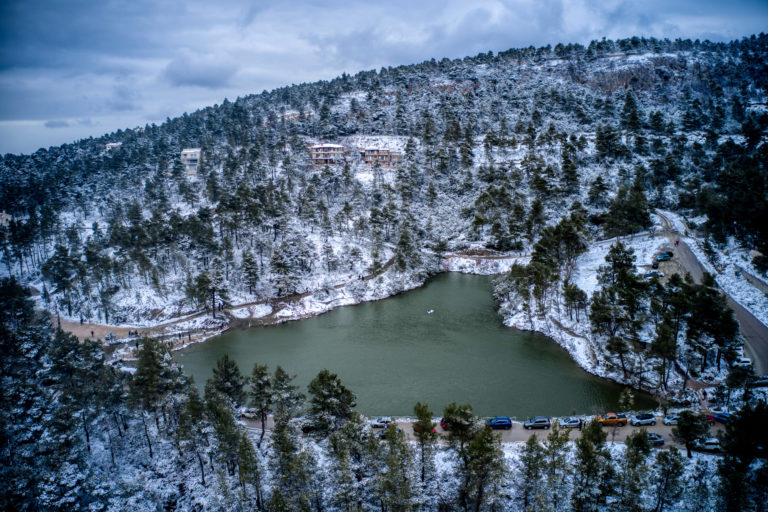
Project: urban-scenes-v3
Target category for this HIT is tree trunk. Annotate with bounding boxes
[142,413,154,458]
[196,448,206,486]
[82,411,91,452]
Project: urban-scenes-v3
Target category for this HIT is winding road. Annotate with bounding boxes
[656,212,768,376]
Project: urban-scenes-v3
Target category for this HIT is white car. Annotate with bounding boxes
[371,417,392,428]
[662,414,679,425]
[630,413,657,426]
[559,417,582,428]
[733,356,752,369]
[694,437,721,453]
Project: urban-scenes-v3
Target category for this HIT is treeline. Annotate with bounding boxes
[589,242,740,389]
[2,277,767,511]
[0,34,766,324]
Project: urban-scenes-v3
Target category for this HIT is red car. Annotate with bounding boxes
[440,418,450,430]
[412,423,437,434]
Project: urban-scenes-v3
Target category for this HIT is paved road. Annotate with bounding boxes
[656,212,768,377]
[241,416,724,449]
[395,419,724,448]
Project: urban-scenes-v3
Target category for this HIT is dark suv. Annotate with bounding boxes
[486,417,513,430]
[523,416,551,430]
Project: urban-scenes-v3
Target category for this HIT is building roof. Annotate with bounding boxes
[311,143,343,149]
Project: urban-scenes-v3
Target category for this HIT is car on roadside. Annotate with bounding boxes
[693,437,721,453]
[648,433,665,446]
[732,356,752,369]
[652,261,660,269]
[662,414,680,426]
[413,422,437,434]
[486,417,513,430]
[439,418,450,430]
[712,412,733,424]
[104,332,116,341]
[377,427,402,439]
[703,414,715,425]
[630,413,657,426]
[371,417,392,428]
[656,253,672,262]
[644,270,663,280]
[559,417,582,428]
[523,416,551,430]
[598,413,628,426]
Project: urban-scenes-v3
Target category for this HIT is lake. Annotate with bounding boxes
[176,273,654,417]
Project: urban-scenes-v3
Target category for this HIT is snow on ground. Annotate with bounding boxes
[443,255,524,275]
[661,210,768,329]
[571,233,668,298]
[230,304,273,319]
[342,134,410,152]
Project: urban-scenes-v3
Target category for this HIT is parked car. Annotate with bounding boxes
[703,414,715,425]
[693,437,721,453]
[647,433,665,447]
[732,356,752,369]
[377,427,402,439]
[559,417,582,428]
[104,332,116,341]
[630,413,657,426]
[662,414,680,426]
[656,253,672,262]
[644,270,663,280]
[712,412,733,424]
[664,251,674,257]
[413,422,437,434]
[523,416,551,430]
[598,413,628,426]
[652,261,660,269]
[371,417,392,428]
[486,417,513,430]
[439,418,450,430]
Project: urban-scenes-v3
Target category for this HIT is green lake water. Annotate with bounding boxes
[176,273,653,417]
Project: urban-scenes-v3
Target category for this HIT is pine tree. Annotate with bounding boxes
[394,219,421,272]
[617,430,651,512]
[652,447,685,512]
[541,424,571,511]
[412,402,438,504]
[249,363,273,447]
[237,431,264,509]
[306,368,356,434]
[464,425,507,511]
[378,424,415,510]
[517,434,545,511]
[205,387,242,476]
[241,249,260,295]
[571,419,613,512]
[621,91,642,132]
[177,386,209,485]
[211,354,246,407]
[671,410,708,458]
[271,365,303,415]
[442,402,478,508]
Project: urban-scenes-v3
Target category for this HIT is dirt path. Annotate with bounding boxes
[548,315,598,365]
[656,211,768,376]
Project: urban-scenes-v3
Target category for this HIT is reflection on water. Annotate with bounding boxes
[176,273,654,417]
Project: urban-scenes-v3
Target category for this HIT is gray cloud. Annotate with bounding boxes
[44,120,69,128]
[164,52,239,89]
[1,0,766,154]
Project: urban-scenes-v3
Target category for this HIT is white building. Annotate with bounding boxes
[180,148,202,174]
[309,143,344,166]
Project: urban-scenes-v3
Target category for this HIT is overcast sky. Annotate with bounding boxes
[1,0,766,155]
